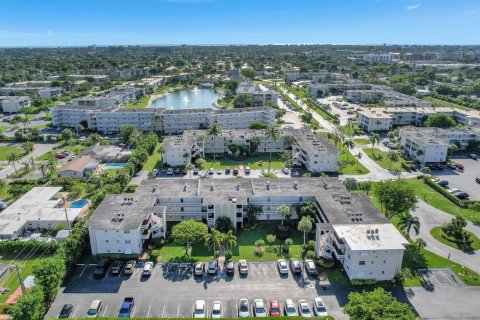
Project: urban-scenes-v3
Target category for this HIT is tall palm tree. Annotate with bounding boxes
[204,229,221,255]
[250,136,260,155]
[220,230,237,251]
[386,150,400,170]
[7,152,20,175]
[277,204,292,227]
[398,213,420,236]
[47,156,58,175]
[343,139,355,160]
[369,132,380,154]
[182,152,190,165]
[264,124,281,172]
[21,161,29,174]
[297,216,314,246]
[39,163,47,178]
[414,237,427,263]
[448,144,458,157]
[207,122,222,162]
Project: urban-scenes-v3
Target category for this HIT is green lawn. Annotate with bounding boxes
[403,178,479,222]
[0,126,11,133]
[430,227,480,251]
[363,148,412,172]
[317,132,369,175]
[0,145,24,161]
[0,185,13,201]
[124,95,151,109]
[217,98,234,108]
[143,144,163,171]
[424,96,469,111]
[339,125,361,136]
[150,223,309,263]
[353,138,369,145]
[0,252,43,304]
[36,144,87,160]
[200,154,285,170]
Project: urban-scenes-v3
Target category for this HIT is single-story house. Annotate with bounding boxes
[58,156,100,179]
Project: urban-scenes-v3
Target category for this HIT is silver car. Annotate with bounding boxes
[298,300,312,317]
[254,299,267,317]
[238,298,249,318]
[284,299,297,316]
[277,259,289,275]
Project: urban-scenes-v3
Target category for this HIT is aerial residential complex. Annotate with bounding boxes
[236,82,279,107]
[87,178,407,281]
[399,126,480,163]
[162,128,339,173]
[0,96,31,113]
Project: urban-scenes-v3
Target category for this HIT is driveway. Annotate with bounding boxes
[410,200,480,274]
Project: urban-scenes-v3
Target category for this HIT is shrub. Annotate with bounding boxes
[225,250,233,260]
[316,257,335,269]
[305,250,316,259]
[254,246,265,256]
[214,250,220,258]
[254,239,265,247]
[351,278,378,286]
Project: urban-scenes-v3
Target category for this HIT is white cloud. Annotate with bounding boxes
[406,4,420,11]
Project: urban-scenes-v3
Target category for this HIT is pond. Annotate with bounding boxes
[148,88,220,110]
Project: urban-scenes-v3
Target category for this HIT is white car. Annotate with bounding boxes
[211,301,222,318]
[244,167,251,174]
[209,168,214,175]
[142,261,154,276]
[298,300,312,318]
[166,168,174,175]
[193,300,206,318]
[284,299,297,316]
[254,299,267,317]
[217,169,222,175]
[238,298,249,318]
[153,169,158,175]
[277,259,289,275]
[282,167,290,174]
[447,188,462,194]
[313,297,328,317]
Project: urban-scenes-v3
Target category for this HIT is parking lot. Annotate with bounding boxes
[45,261,347,319]
[432,157,480,200]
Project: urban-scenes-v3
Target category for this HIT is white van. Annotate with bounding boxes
[87,300,102,317]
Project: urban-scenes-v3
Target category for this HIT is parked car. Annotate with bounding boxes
[111,261,123,275]
[277,259,289,275]
[209,168,214,175]
[298,300,312,318]
[244,166,251,174]
[93,259,111,279]
[476,177,480,184]
[289,259,302,274]
[54,153,66,159]
[469,153,478,160]
[284,299,297,316]
[225,168,231,174]
[181,168,187,175]
[194,262,204,276]
[447,188,463,194]
[142,261,154,276]
[455,163,464,170]
[312,297,328,317]
[225,259,235,275]
[211,301,222,319]
[447,163,457,169]
[282,167,290,174]
[123,260,136,275]
[254,299,267,317]
[166,168,174,175]
[238,259,248,275]
[118,297,135,318]
[233,168,239,175]
[304,259,317,275]
[193,168,199,175]
[410,164,417,171]
[207,259,218,274]
[174,168,181,174]
[238,298,250,318]
[59,304,73,318]
[193,300,206,318]
[87,300,103,318]
[434,179,449,187]
[269,300,282,317]
[217,169,222,175]
[452,191,469,199]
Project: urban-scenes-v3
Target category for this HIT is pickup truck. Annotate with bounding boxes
[118,297,135,318]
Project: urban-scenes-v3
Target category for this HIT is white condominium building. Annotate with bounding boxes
[72,87,144,108]
[363,54,395,63]
[0,96,31,113]
[345,88,432,108]
[236,82,279,107]
[399,126,480,163]
[357,109,393,132]
[162,128,339,173]
[87,178,407,281]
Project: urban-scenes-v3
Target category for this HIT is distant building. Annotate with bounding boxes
[363,54,394,63]
[236,82,279,107]
[38,87,62,98]
[0,96,31,113]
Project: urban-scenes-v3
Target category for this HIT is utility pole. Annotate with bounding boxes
[62,195,71,234]
[15,265,26,294]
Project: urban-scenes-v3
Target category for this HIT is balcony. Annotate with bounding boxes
[142,228,151,240]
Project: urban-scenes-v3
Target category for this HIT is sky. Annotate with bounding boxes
[0,0,479,47]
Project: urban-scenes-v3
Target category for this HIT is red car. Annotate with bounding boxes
[54,153,66,159]
[455,163,464,170]
[233,168,239,175]
[269,300,282,317]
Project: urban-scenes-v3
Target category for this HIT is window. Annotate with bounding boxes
[384,260,387,264]
[359,261,365,265]
[124,230,130,234]
[348,254,350,259]
[360,251,369,256]
[382,271,385,274]
[105,240,109,243]
[236,212,242,218]
[125,240,131,244]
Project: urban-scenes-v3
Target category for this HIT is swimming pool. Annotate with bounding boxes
[70,199,90,209]
[104,163,127,169]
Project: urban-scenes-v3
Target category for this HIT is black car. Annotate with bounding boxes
[225,168,231,174]
[476,177,480,184]
[59,304,73,318]
[93,259,111,279]
[225,259,235,275]
[453,191,469,199]
[174,168,181,174]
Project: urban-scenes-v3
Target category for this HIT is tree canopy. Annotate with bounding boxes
[374,179,417,218]
[171,219,209,253]
[424,114,457,128]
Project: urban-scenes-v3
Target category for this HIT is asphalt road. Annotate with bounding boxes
[45,261,347,319]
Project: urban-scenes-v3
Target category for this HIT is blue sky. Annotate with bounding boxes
[0,0,479,46]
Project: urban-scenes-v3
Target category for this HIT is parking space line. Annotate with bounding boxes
[78,265,87,278]
[147,305,151,318]
[165,263,170,274]
[162,304,166,318]
[71,305,79,318]
[102,265,112,281]
[102,305,108,317]
[177,305,180,318]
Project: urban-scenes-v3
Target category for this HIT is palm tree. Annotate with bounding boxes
[204,229,222,255]
[386,150,400,170]
[297,216,314,246]
[23,141,34,154]
[29,156,35,170]
[220,230,237,251]
[264,124,281,172]
[277,204,292,227]
[250,136,260,155]
[21,161,29,174]
[369,132,380,154]
[185,164,195,179]
[415,149,424,161]
[343,139,355,160]
[47,156,57,175]
[22,114,31,130]
[414,237,427,262]
[398,213,420,236]
[7,152,20,175]
[207,122,222,162]
[39,163,47,178]
[182,152,190,165]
